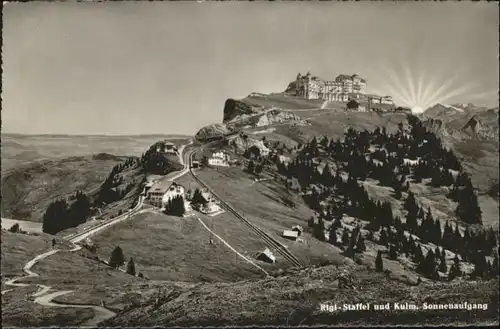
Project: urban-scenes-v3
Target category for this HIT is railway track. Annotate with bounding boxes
[188,150,302,267]
[64,196,144,243]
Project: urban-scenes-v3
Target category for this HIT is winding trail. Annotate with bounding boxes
[2,139,194,326]
[35,290,116,327]
[2,244,117,326]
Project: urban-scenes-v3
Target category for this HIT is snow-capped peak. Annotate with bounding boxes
[441,103,465,112]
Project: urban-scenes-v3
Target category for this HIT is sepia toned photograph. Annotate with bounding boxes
[1,1,498,327]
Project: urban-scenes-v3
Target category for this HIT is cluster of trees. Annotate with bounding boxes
[301,172,399,232]
[164,195,186,216]
[447,172,482,224]
[301,125,460,189]
[201,156,209,167]
[141,147,177,175]
[246,160,264,175]
[276,114,496,280]
[191,188,208,207]
[363,222,497,280]
[42,150,152,236]
[8,223,22,233]
[308,217,366,258]
[96,160,137,205]
[244,145,263,160]
[108,246,141,277]
[116,158,139,171]
[43,191,92,235]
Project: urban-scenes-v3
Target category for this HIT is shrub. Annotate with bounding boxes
[8,223,20,233]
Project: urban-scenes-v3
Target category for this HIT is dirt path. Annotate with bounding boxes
[34,290,116,326]
[2,244,116,325]
[196,216,270,277]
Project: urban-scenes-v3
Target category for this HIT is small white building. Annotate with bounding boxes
[201,190,215,203]
[278,155,291,164]
[381,96,394,105]
[200,202,221,215]
[282,230,299,241]
[155,142,178,154]
[257,248,276,263]
[292,225,304,236]
[208,151,230,167]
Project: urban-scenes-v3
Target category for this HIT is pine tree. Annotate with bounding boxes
[413,245,424,264]
[308,216,315,228]
[341,229,350,246]
[314,218,326,241]
[255,163,264,174]
[394,187,402,200]
[126,257,136,276]
[455,186,482,225]
[43,198,70,235]
[109,246,125,269]
[366,230,374,241]
[449,262,461,281]
[247,160,255,174]
[375,250,384,272]
[356,235,366,252]
[491,252,499,277]
[379,229,388,246]
[389,244,398,260]
[417,207,425,219]
[418,249,437,279]
[439,258,447,273]
[191,188,207,206]
[472,251,488,279]
[328,225,338,245]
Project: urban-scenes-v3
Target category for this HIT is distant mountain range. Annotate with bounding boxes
[420,103,498,141]
[1,133,193,138]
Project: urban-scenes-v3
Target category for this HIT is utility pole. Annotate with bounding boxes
[209,216,214,245]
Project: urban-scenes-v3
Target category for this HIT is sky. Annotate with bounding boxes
[2,1,498,135]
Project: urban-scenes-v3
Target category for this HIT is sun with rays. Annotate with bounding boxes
[366,49,496,113]
[412,106,424,114]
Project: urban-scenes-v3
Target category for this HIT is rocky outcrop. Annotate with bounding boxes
[255,109,305,126]
[488,182,499,198]
[225,108,307,131]
[422,105,498,141]
[228,134,271,155]
[223,99,257,123]
[462,116,482,137]
[195,123,234,142]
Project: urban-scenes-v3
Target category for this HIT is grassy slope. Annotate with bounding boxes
[89,211,265,282]
[104,264,498,327]
[1,231,96,326]
[438,136,499,228]
[272,111,408,143]
[195,168,347,268]
[1,231,55,279]
[1,156,124,222]
[2,229,153,320]
[240,93,324,110]
[1,285,95,327]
